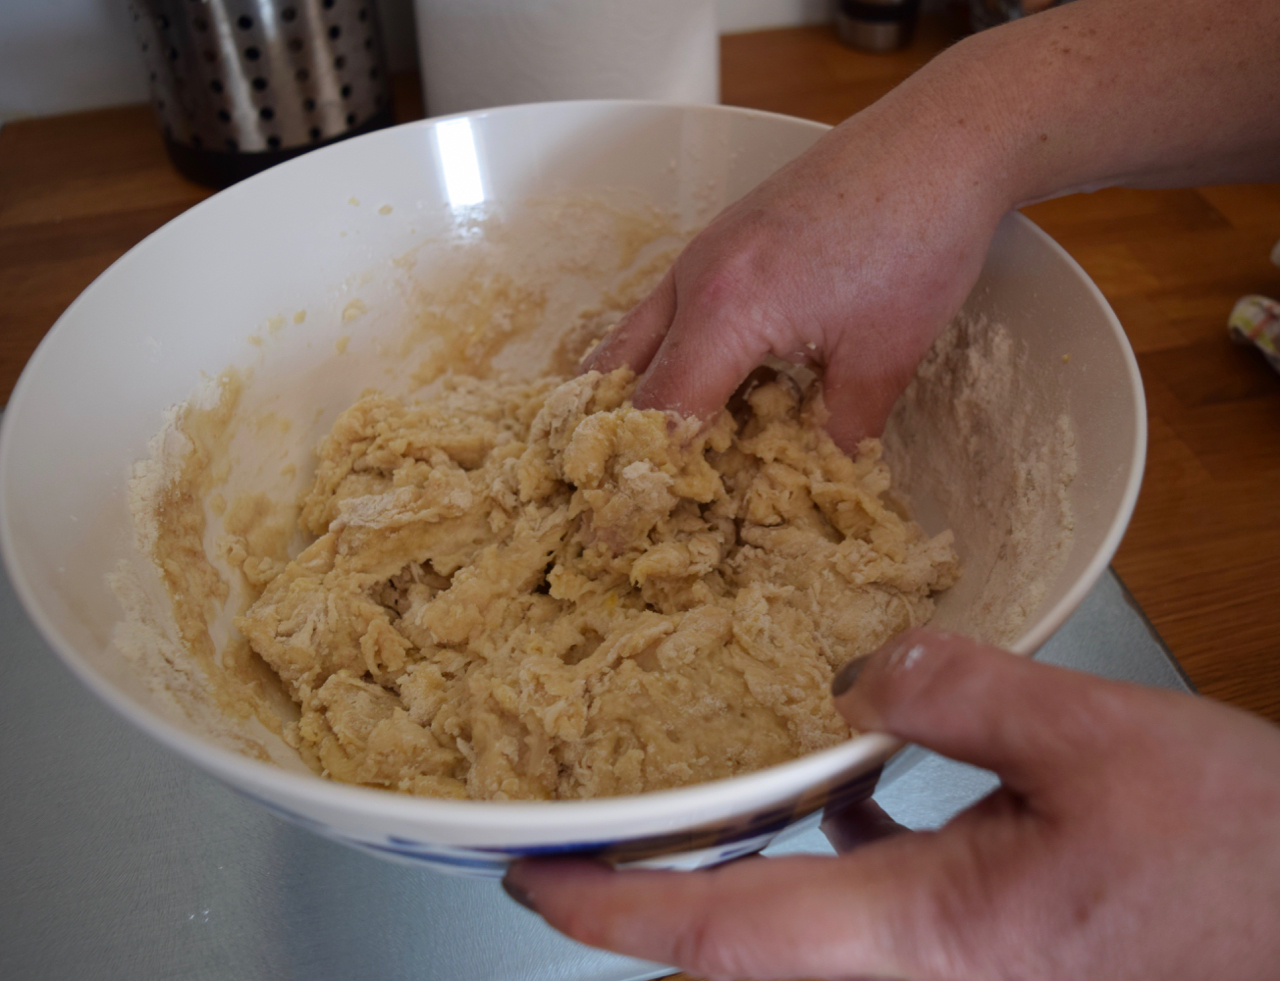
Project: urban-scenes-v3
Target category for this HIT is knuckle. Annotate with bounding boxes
[681,225,772,309]
[685,260,753,317]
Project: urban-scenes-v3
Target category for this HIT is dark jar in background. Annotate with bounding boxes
[129,0,394,188]
[835,0,922,52]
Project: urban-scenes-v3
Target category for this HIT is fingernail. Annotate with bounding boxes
[501,872,538,913]
[833,630,934,697]
[579,336,606,369]
[831,656,867,697]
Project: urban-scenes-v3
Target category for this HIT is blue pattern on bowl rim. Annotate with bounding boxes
[231,766,882,878]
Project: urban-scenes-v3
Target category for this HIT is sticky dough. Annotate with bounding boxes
[236,369,960,800]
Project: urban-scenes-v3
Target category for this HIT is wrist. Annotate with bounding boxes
[923,0,1280,204]
[826,33,1036,227]
[905,25,1084,215]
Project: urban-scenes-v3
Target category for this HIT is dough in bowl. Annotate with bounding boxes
[236,367,960,800]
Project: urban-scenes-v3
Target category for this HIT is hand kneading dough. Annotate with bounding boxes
[236,369,960,800]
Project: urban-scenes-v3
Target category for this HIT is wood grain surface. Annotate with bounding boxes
[1,23,1277,979]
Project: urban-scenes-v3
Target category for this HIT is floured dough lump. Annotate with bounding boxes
[237,368,959,800]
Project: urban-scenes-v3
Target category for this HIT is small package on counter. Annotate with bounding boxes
[1228,294,1280,373]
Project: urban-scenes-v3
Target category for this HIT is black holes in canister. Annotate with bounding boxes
[155,0,384,156]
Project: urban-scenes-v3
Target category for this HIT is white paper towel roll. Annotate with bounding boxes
[413,0,720,117]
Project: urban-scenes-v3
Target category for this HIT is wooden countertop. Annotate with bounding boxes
[1,24,1277,738]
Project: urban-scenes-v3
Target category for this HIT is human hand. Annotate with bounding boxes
[582,88,1013,452]
[584,0,1280,455]
[503,629,1280,980]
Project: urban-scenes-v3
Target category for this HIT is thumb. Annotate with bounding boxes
[832,628,1118,804]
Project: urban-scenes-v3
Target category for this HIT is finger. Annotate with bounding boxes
[579,268,678,376]
[629,298,772,423]
[504,839,981,981]
[821,797,912,853]
[831,628,1121,803]
[820,325,930,452]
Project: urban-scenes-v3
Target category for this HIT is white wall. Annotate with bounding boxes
[0,1,145,120]
[0,0,835,122]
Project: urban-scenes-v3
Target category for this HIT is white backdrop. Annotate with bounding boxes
[0,0,832,121]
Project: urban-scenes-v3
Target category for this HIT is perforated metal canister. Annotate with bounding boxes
[129,0,393,186]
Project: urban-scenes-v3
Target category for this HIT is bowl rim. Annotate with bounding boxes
[0,98,1145,838]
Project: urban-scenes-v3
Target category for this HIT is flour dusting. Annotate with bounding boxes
[884,314,1077,646]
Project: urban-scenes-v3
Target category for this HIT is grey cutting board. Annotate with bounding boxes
[0,561,1188,981]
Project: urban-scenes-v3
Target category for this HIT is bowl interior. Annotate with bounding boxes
[885,213,1145,654]
[0,101,1143,847]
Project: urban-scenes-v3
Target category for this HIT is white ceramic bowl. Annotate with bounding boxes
[0,101,1145,877]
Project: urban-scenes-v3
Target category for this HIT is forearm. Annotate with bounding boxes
[834,0,1280,215]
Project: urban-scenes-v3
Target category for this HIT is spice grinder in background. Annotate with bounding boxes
[129,0,394,188]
